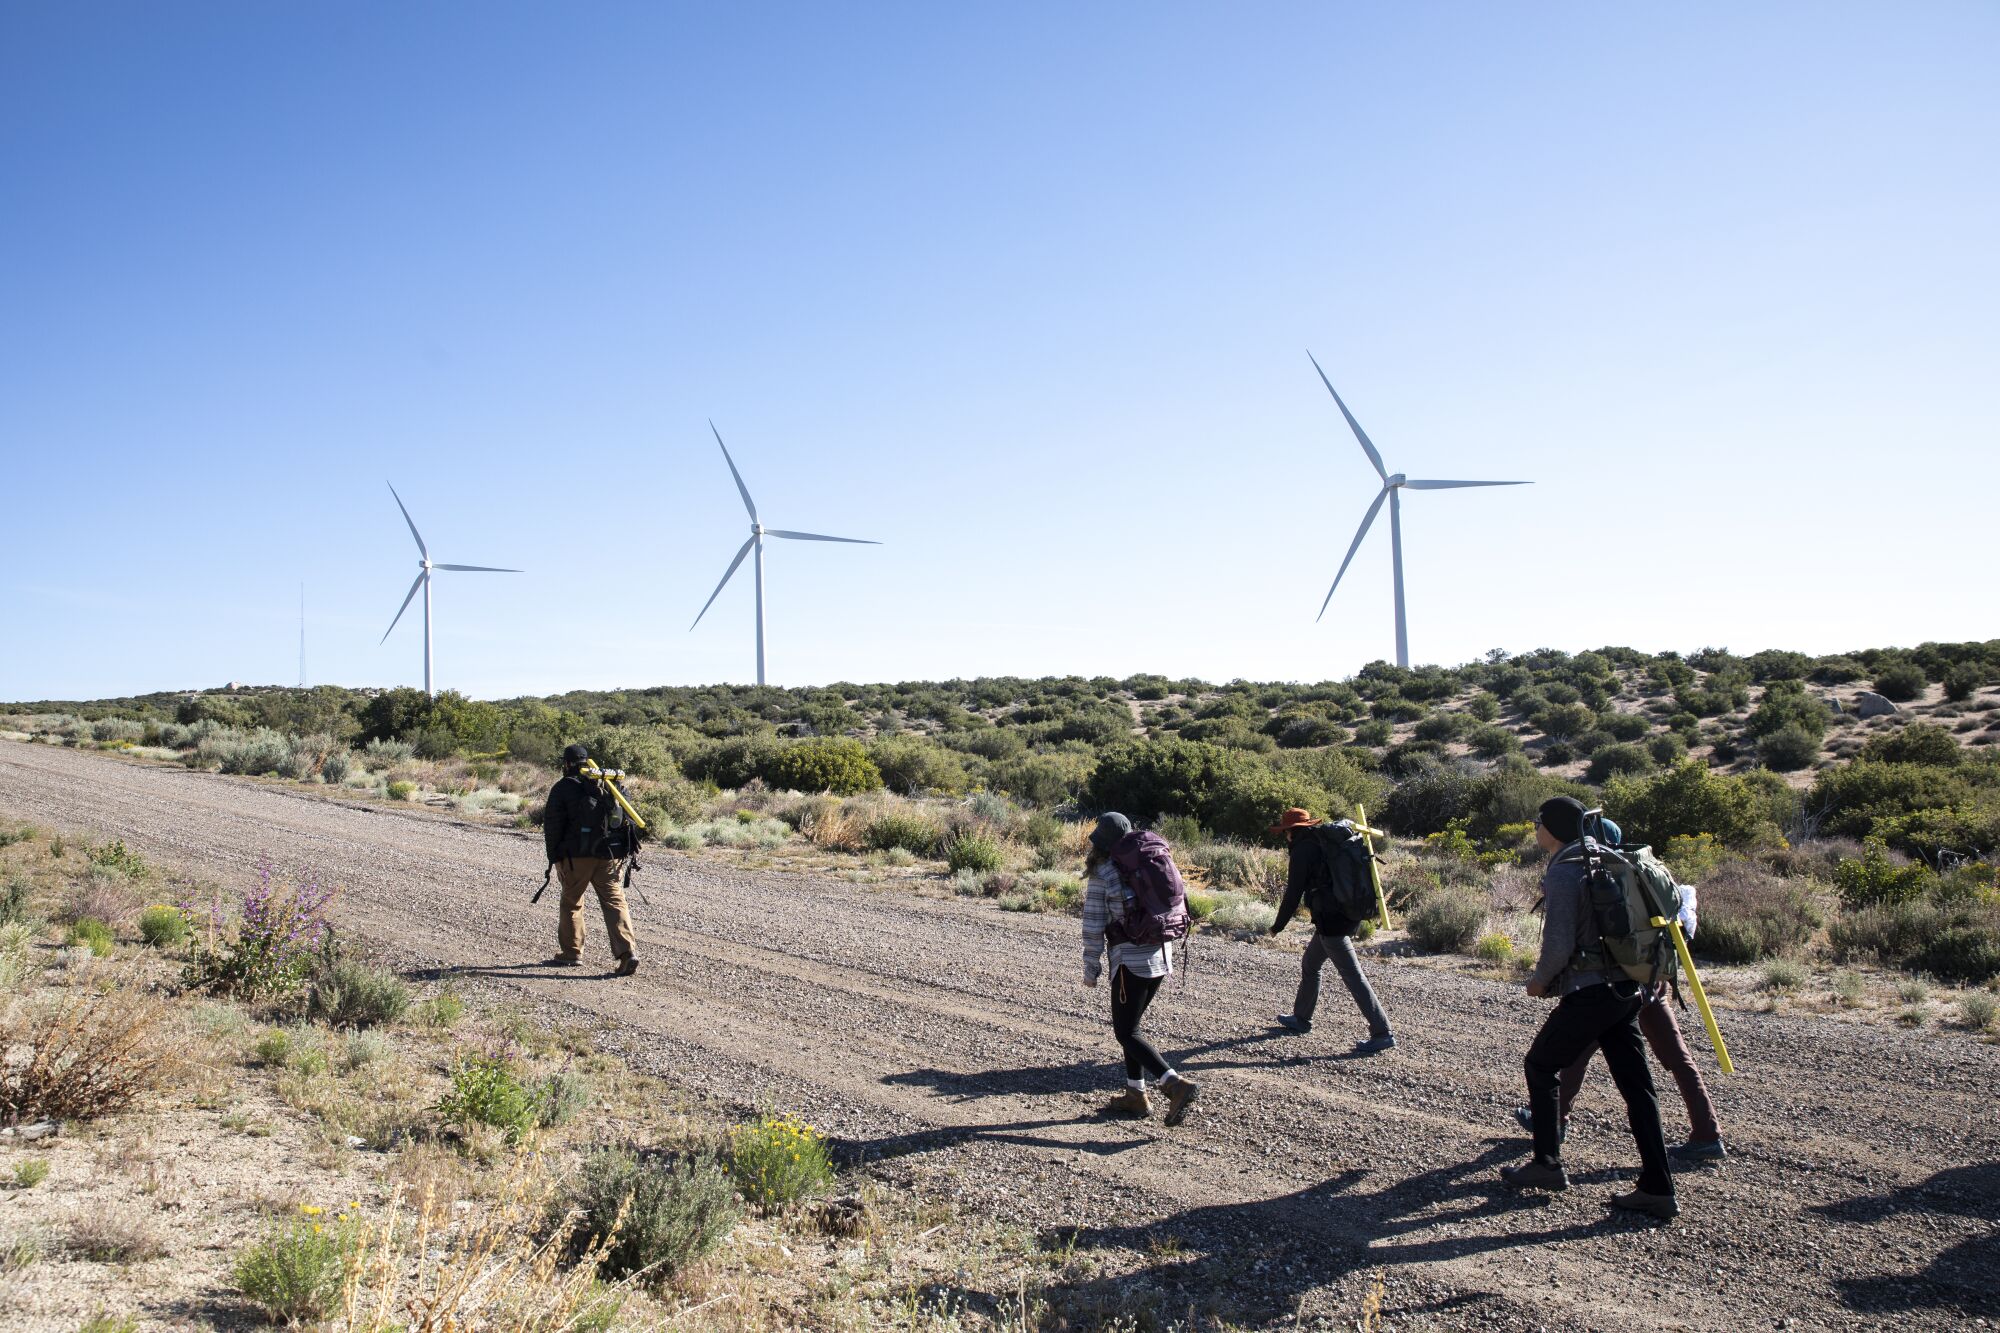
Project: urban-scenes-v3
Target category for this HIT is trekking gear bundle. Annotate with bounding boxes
[1305,820,1382,929]
[1105,830,1191,949]
[579,764,647,889]
[1557,808,1685,988]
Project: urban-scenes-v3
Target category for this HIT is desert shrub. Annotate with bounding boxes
[567,1148,740,1285]
[1832,841,1935,910]
[1746,681,1830,741]
[1598,711,1651,742]
[867,737,969,796]
[233,1205,361,1324]
[363,736,415,763]
[1207,894,1277,933]
[1537,741,1574,767]
[183,864,335,1001]
[418,985,466,1029]
[342,1030,392,1070]
[1647,732,1688,765]
[12,1158,49,1189]
[1944,662,1986,703]
[137,905,188,947]
[319,749,352,785]
[386,780,417,801]
[1586,743,1654,784]
[1532,703,1594,741]
[1761,959,1806,991]
[437,1056,538,1143]
[1872,662,1928,703]
[1467,693,1502,721]
[1405,884,1485,954]
[306,959,411,1029]
[67,1205,166,1262]
[1963,992,1998,1031]
[945,832,1005,874]
[581,725,679,780]
[1808,759,1979,842]
[87,840,148,877]
[1351,719,1393,747]
[1413,713,1471,744]
[1383,764,1478,837]
[1461,725,1515,759]
[68,918,114,957]
[731,1112,836,1209]
[1568,729,1616,758]
[988,751,1097,806]
[1860,722,1963,767]
[1473,933,1514,963]
[1086,739,1333,842]
[1758,725,1822,772]
[0,989,180,1124]
[1274,715,1348,749]
[1694,863,1822,962]
[0,876,29,926]
[865,811,941,856]
[1831,901,2000,982]
[1604,761,1776,848]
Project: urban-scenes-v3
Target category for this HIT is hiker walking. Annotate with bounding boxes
[542,743,640,976]
[1512,818,1726,1163]
[1501,797,1677,1218]
[1080,813,1199,1126]
[1268,807,1396,1055]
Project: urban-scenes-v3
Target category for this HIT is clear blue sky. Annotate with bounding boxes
[3,2,1995,701]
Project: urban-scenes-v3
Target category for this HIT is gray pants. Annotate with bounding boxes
[1294,930,1391,1038]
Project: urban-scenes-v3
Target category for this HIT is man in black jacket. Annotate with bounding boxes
[543,744,639,976]
[1268,807,1396,1054]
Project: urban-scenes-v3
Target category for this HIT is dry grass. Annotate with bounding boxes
[66,1203,167,1263]
[0,986,184,1124]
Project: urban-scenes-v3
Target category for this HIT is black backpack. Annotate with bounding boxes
[1555,810,1684,988]
[1307,822,1378,928]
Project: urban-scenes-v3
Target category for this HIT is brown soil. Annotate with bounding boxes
[3,741,1996,1330]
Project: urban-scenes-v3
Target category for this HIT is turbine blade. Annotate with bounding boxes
[1307,351,1388,482]
[710,421,758,523]
[386,482,428,559]
[380,571,426,643]
[764,530,881,545]
[689,536,757,631]
[1316,486,1390,623]
[432,563,524,572]
[1401,479,1532,490]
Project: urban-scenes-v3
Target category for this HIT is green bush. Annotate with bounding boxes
[1468,725,1520,759]
[1086,739,1334,842]
[988,751,1097,806]
[1762,958,1806,991]
[1872,662,1928,702]
[385,780,417,801]
[1861,723,1963,767]
[865,811,941,856]
[762,738,882,796]
[867,737,969,796]
[306,960,411,1029]
[731,1112,836,1208]
[566,1148,740,1285]
[1604,761,1777,848]
[0,875,29,926]
[233,1206,361,1325]
[437,1056,538,1143]
[1832,841,1935,910]
[945,832,1005,874]
[137,905,188,947]
[1944,662,1986,703]
[1746,680,1829,741]
[1757,724,1822,772]
[1405,885,1486,954]
[1473,933,1514,963]
[1830,901,2000,982]
[1351,719,1393,747]
[1586,742,1654,784]
[68,918,114,957]
[1695,864,1821,962]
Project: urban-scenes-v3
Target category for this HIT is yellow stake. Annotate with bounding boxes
[578,764,648,831]
[1652,915,1734,1075]
[1351,804,1393,932]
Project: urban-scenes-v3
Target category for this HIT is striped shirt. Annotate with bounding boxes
[1081,861,1173,984]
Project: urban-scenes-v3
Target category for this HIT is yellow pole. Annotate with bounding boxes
[580,765,648,831]
[1652,915,1734,1074]
[1351,804,1393,932]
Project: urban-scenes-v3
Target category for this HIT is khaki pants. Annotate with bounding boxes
[556,857,636,961]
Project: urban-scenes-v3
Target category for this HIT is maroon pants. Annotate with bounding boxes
[1558,993,1721,1143]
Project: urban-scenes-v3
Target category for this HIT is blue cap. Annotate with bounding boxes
[1599,817,1623,846]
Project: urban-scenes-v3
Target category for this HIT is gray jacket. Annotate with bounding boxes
[1529,850,1618,996]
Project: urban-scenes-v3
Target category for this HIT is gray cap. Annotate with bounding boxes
[1089,812,1133,852]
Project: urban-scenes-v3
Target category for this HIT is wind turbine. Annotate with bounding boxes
[690,422,879,686]
[1309,352,1529,669]
[379,482,521,696]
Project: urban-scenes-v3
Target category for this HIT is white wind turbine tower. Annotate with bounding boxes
[379,482,521,696]
[690,422,879,686]
[1309,352,1530,669]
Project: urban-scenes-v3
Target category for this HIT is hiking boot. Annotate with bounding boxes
[542,955,582,967]
[1102,1088,1152,1119]
[1273,1014,1312,1034]
[1353,1034,1397,1055]
[1499,1159,1570,1192]
[614,956,640,978]
[1669,1137,1726,1164]
[1159,1075,1200,1127]
[1610,1189,1680,1220]
[1513,1106,1569,1143]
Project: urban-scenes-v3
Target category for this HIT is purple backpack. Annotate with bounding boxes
[1106,831,1191,948]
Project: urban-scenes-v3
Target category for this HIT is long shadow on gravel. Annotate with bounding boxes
[1029,1143,1630,1326]
[1812,1161,2000,1317]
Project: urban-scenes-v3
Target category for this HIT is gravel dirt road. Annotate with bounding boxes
[4,741,1996,1330]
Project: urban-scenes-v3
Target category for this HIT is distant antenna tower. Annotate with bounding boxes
[299,583,306,688]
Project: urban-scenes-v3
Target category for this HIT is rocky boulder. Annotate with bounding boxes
[1854,691,1899,719]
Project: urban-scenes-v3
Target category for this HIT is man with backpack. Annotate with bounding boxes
[1268,807,1396,1055]
[1501,796,1676,1219]
[542,743,640,976]
[1080,813,1199,1125]
[1511,818,1727,1164]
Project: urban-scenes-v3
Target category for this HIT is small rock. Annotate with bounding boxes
[0,1120,58,1141]
[1854,691,1899,718]
[345,1135,367,1149]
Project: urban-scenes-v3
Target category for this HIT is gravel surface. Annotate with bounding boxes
[4,741,1997,1330]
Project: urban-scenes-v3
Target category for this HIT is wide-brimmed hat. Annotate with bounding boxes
[1267,807,1320,836]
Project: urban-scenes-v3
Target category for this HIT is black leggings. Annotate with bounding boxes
[1111,967,1170,1080]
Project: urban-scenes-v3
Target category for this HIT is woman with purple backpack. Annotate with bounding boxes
[1081,813,1200,1125]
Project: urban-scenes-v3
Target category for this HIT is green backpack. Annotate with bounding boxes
[1556,811,1686,987]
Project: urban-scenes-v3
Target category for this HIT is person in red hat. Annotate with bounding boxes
[1267,807,1396,1054]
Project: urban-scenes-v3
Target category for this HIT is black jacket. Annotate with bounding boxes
[1270,832,1357,937]
[543,774,616,863]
